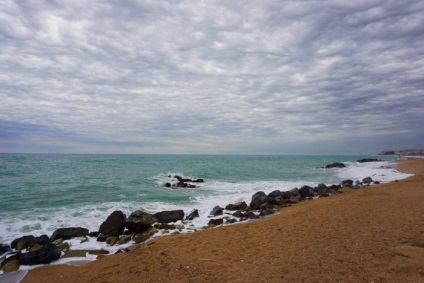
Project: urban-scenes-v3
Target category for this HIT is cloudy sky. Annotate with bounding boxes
[1,0,423,155]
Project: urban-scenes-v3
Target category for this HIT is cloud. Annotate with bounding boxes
[0,0,423,154]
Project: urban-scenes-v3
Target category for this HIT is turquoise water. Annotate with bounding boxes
[0,154,399,244]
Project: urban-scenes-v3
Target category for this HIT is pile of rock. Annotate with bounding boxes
[164,175,204,189]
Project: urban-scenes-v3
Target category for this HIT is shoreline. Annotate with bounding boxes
[16,158,424,282]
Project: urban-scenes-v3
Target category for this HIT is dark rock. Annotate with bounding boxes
[1,253,20,270]
[259,209,275,216]
[244,212,260,219]
[194,179,204,183]
[164,182,171,187]
[325,162,346,168]
[154,210,184,223]
[1,259,20,273]
[299,185,313,198]
[225,201,247,211]
[186,209,200,220]
[232,211,245,218]
[319,193,330,198]
[374,181,380,184]
[96,234,108,242]
[329,184,341,190]
[266,190,285,206]
[249,191,267,210]
[357,158,382,163]
[0,243,11,255]
[18,242,61,265]
[11,236,36,250]
[124,210,158,234]
[88,231,100,238]
[35,235,51,246]
[225,219,237,224]
[210,206,223,216]
[51,227,89,241]
[99,210,126,236]
[340,179,354,188]
[282,188,301,203]
[62,250,87,258]
[208,218,224,226]
[362,177,373,184]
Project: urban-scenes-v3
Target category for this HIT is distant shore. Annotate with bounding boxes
[18,158,424,282]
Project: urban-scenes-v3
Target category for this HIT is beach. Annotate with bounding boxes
[18,158,424,282]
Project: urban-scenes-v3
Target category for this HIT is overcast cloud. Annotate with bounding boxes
[1,0,423,154]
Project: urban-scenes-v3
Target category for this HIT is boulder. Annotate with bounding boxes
[1,259,20,273]
[0,244,10,255]
[50,227,89,241]
[340,179,354,188]
[186,209,200,220]
[249,191,267,210]
[357,158,381,163]
[210,206,223,216]
[208,218,224,226]
[266,190,285,206]
[88,231,100,238]
[244,212,260,219]
[11,235,36,249]
[154,210,184,223]
[106,236,119,246]
[325,162,346,168]
[18,242,61,265]
[124,210,158,234]
[362,177,373,184]
[1,254,20,271]
[299,185,313,198]
[62,250,87,258]
[232,211,245,218]
[225,201,247,211]
[259,209,275,216]
[99,210,126,236]
[282,188,301,203]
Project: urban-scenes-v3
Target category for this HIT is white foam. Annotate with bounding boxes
[336,161,413,183]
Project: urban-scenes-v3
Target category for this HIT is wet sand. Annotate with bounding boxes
[22,159,424,282]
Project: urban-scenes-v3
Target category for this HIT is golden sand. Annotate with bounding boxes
[21,159,424,282]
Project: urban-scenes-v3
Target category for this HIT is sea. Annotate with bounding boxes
[0,154,413,270]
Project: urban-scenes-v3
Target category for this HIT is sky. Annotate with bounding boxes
[1,0,423,155]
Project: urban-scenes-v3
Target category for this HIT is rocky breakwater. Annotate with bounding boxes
[163,175,204,189]
[0,209,190,274]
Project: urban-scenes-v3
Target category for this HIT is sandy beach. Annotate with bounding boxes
[20,158,424,282]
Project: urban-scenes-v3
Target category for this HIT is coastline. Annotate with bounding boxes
[18,158,424,282]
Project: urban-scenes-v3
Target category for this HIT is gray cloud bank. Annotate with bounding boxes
[1,0,423,154]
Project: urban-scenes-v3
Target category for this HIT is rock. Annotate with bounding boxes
[1,254,20,271]
[299,185,313,198]
[210,206,223,216]
[244,212,260,219]
[88,231,100,238]
[154,210,184,223]
[282,189,301,203]
[50,227,89,241]
[186,209,199,220]
[208,218,224,226]
[88,249,110,255]
[259,209,275,216]
[99,210,126,236]
[58,242,70,252]
[62,250,87,258]
[340,179,354,188]
[52,238,63,246]
[249,191,267,210]
[353,180,362,189]
[374,181,380,184]
[164,182,172,187]
[357,158,382,163]
[325,162,346,168]
[154,223,177,230]
[106,237,119,246]
[266,190,285,206]
[225,219,237,224]
[232,211,245,218]
[96,234,108,242]
[124,210,158,233]
[29,243,42,252]
[0,244,10,255]
[1,260,20,273]
[194,179,204,183]
[11,235,36,250]
[362,177,373,184]
[225,201,248,211]
[18,242,61,265]
[133,227,158,244]
[117,236,131,245]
